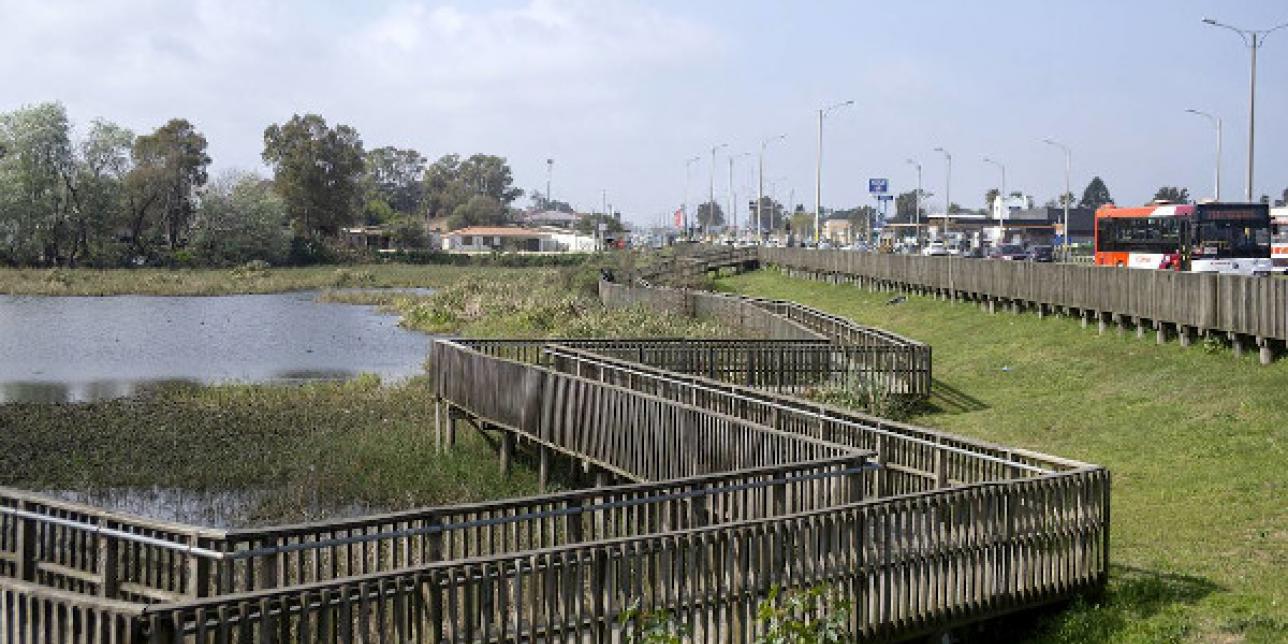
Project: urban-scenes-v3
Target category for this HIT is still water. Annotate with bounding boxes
[0,290,432,403]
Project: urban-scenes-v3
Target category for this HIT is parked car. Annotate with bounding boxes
[989,244,1028,261]
[1028,245,1054,262]
[960,246,985,259]
[922,242,950,257]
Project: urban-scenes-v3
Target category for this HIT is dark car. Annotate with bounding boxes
[1028,245,1054,262]
[989,244,1028,261]
[960,245,985,259]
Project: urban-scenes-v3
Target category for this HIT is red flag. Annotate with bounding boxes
[674,208,683,229]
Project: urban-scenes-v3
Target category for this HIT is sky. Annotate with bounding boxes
[2,0,1285,227]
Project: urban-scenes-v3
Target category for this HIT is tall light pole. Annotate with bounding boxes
[728,152,750,239]
[1185,109,1223,202]
[708,143,727,238]
[983,156,1006,242]
[815,100,854,244]
[684,155,701,237]
[758,135,786,242]
[905,159,922,247]
[545,158,554,208]
[1202,18,1288,202]
[1043,139,1072,257]
[933,147,952,241]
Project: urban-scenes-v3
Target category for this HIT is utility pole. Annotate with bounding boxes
[815,100,853,244]
[729,152,750,240]
[983,157,1006,242]
[1202,18,1287,202]
[684,155,701,238]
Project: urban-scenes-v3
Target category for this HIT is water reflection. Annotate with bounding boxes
[0,290,431,403]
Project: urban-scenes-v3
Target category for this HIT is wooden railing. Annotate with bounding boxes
[0,253,1108,642]
[760,246,1288,362]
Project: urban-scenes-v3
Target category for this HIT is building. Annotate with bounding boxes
[442,226,597,253]
[822,219,852,245]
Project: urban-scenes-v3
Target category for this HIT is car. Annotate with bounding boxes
[989,244,1028,261]
[922,241,950,256]
[1028,245,1054,262]
[960,246,985,259]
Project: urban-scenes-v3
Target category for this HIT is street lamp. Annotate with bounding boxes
[905,159,922,247]
[983,156,1006,242]
[1042,138,1072,257]
[758,135,786,242]
[1185,109,1223,201]
[545,158,554,209]
[1202,17,1288,202]
[815,100,854,244]
[933,147,952,242]
[728,151,751,239]
[708,143,728,238]
[684,155,701,238]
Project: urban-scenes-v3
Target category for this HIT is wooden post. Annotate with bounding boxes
[1257,337,1274,366]
[1155,322,1167,345]
[97,523,120,598]
[538,445,551,491]
[1135,318,1146,340]
[499,429,514,476]
[1231,333,1245,357]
[186,535,211,598]
[15,502,36,581]
[1179,325,1193,347]
[1097,313,1107,335]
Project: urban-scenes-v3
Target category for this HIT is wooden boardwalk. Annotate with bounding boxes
[0,252,1108,642]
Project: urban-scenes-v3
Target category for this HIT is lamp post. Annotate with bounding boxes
[1202,18,1288,202]
[905,159,922,247]
[758,135,786,242]
[708,143,728,239]
[728,152,750,240]
[1043,139,1072,257]
[1185,109,1223,201]
[684,155,701,238]
[983,156,1006,242]
[933,147,952,242]
[815,100,854,244]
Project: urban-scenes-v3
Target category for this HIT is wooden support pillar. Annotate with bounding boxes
[1179,325,1193,347]
[1080,310,1089,329]
[15,502,36,581]
[1097,312,1108,335]
[186,535,211,598]
[989,299,997,315]
[499,429,515,476]
[1115,314,1127,337]
[538,445,551,492]
[1257,337,1274,365]
[1036,303,1046,319]
[1156,321,1168,345]
[97,525,120,598]
[445,408,458,449]
[1231,332,1245,357]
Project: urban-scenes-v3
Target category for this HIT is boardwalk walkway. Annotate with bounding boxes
[0,251,1108,642]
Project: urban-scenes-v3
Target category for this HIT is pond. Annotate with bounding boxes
[0,290,432,403]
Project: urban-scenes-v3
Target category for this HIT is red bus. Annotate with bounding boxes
[1094,202,1272,276]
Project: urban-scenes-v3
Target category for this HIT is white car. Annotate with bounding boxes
[922,242,949,257]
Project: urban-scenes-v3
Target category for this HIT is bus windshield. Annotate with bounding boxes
[1193,216,1270,258]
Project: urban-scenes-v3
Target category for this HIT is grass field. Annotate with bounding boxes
[718,269,1287,644]
[0,263,535,296]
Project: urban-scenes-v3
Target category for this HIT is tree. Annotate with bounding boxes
[786,212,814,239]
[0,102,74,265]
[750,196,785,231]
[363,146,425,214]
[130,119,209,252]
[894,190,929,219]
[531,192,574,213]
[189,171,290,266]
[1153,186,1190,203]
[262,114,365,237]
[422,153,522,222]
[1079,176,1113,210]
[1045,192,1076,208]
[65,120,134,265]
[984,188,1000,213]
[1277,188,1287,207]
[387,214,428,249]
[447,194,506,230]
[695,200,724,229]
[576,213,626,236]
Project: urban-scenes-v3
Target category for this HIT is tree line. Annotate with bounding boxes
[0,103,524,267]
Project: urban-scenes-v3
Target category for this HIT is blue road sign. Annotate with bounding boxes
[868,178,889,194]
[876,194,894,202]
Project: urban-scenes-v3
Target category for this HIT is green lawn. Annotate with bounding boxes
[718,269,1287,643]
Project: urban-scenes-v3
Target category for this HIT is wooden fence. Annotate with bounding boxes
[760,246,1288,363]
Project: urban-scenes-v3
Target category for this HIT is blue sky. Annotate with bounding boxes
[1,0,1284,225]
